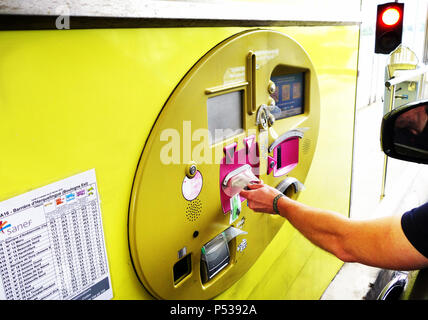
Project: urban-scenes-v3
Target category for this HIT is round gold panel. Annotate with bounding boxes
[129,29,320,299]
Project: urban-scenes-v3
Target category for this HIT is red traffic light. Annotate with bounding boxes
[381,7,401,26]
[375,2,404,54]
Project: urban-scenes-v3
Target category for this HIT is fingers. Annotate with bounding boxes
[247,183,264,190]
[239,183,265,199]
[239,190,251,199]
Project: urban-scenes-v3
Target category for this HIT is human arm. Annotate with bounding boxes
[239,183,428,270]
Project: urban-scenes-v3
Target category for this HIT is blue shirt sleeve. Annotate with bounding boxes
[401,202,428,259]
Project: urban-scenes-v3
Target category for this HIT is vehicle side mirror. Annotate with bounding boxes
[381,100,428,164]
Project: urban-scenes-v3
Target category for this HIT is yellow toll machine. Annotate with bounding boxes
[129,29,320,299]
[0,1,360,300]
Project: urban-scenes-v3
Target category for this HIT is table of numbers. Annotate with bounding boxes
[0,169,112,300]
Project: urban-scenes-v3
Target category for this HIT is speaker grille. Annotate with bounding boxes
[185,198,202,222]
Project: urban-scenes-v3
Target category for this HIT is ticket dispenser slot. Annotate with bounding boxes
[222,164,259,197]
[128,29,320,299]
[220,138,259,213]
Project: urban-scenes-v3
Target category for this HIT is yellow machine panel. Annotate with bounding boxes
[0,24,359,299]
[129,29,320,299]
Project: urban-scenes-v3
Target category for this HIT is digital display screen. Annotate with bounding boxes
[270,73,304,120]
[207,90,243,145]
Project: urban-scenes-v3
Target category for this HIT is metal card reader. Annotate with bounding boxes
[201,232,230,283]
[200,227,248,284]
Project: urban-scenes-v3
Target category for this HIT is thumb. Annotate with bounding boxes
[240,183,263,198]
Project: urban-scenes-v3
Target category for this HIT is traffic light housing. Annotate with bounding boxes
[375,2,404,54]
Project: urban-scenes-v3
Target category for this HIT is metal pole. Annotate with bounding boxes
[380,84,395,199]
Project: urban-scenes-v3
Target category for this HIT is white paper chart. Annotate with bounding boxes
[0,169,112,300]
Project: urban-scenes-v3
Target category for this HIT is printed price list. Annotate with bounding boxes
[0,170,112,300]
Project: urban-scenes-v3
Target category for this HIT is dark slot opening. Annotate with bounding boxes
[173,254,191,284]
[277,145,282,168]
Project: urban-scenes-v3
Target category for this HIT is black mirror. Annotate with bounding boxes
[381,100,428,164]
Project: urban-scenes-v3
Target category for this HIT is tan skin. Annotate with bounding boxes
[240,183,428,271]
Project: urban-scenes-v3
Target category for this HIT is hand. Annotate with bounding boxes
[239,183,283,214]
